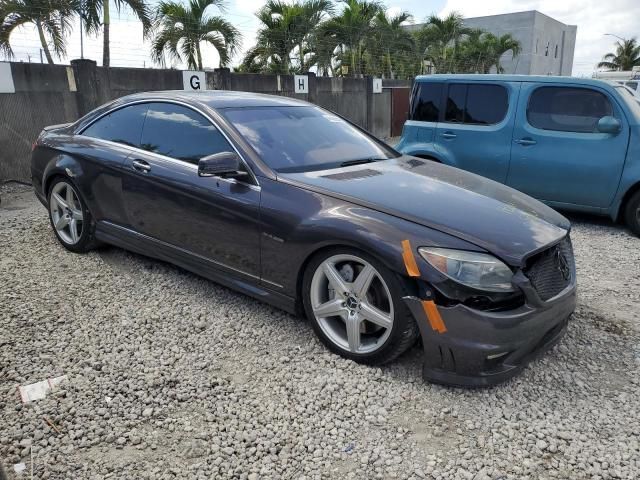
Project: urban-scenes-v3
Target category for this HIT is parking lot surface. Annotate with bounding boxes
[1,184,640,479]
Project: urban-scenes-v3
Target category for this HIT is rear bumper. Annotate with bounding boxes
[403,282,576,387]
[34,185,47,207]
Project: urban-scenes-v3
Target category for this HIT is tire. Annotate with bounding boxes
[302,247,419,366]
[415,155,440,163]
[47,177,96,253]
[623,190,640,237]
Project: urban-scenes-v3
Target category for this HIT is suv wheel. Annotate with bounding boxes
[624,190,640,236]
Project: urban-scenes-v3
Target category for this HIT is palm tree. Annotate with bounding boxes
[152,0,241,70]
[0,0,76,64]
[416,12,469,73]
[367,10,413,78]
[457,31,520,73]
[242,0,332,74]
[290,0,333,72]
[317,0,383,76]
[83,0,151,67]
[307,28,335,76]
[598,38,640,71]
[486,33,520,73]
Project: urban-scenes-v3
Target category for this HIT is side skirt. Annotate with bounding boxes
[95,221,297,314]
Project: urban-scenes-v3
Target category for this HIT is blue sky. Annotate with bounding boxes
[2,0,638,76]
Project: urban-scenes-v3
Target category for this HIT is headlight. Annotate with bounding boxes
[418,247,515,292]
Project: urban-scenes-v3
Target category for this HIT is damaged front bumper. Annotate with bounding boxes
[403,275,576,387]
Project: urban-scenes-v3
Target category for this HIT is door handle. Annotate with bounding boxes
[132,159,151,173]
[441,132,457,139]
[514,138,537,146]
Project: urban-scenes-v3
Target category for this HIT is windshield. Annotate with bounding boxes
[221,106,399,173]
[615,86,640,116]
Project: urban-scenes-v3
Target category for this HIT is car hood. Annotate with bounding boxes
[278,156,570,267]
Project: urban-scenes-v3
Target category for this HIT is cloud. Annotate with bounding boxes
[439,0,639,75]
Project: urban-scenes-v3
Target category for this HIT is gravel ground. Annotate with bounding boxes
[1,184,640,480]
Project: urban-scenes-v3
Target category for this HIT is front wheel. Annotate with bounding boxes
[623,190,640,237]
[302,248,418,365]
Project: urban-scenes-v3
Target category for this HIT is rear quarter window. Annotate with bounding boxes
[82,104,148,147]
[410,82,443,122]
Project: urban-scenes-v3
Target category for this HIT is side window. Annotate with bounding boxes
[141,103,233,164]
[527,87,613,133]
[444,84,508,125]
[445,84,466,123]
[466,85,509,125]
[410,82,443,122]
[82,104,148,147]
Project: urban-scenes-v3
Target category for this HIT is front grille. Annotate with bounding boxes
[524,236,574,301]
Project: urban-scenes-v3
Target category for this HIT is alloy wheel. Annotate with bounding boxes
[310,254,394,354]
[49,181,84,245]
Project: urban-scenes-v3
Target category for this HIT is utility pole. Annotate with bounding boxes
[80,13,84,59]
[40,49,43,63]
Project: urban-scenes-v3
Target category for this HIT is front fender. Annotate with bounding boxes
[609,160,640,221]
[258,177,485,297]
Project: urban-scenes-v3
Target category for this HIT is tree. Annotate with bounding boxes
[151,0,241,70]
[317,0,383,76]
[0,0,76,64]
[412,14,520,75]
[456,30,520,73]
[454,28,491,73]
[366,10,413,78]
[415,12,469,73]
[486,33,520,73]
[241,0,332,74]
[598,38,640,71]
[84,0,152,67]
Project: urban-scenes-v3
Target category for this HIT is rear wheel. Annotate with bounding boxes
[415,155,440,163]
[302,248,418,365]
[623,190,640,236]
[47,177,96,253]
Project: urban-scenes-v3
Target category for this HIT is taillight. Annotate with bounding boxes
[32,141,37,151]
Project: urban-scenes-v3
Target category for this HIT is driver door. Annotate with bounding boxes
[121,102,261,279]
[507,83,629,208]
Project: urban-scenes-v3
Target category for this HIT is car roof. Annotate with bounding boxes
[114,90,310,109]
[414,74,614,88]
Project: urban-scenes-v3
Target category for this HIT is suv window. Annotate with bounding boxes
[444,84,508,125]
[410,82,443,122]
[527,87,613,133]
[82,104,148,147]
[141,103,233,164]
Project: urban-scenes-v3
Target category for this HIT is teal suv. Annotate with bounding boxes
[396,74,640,235]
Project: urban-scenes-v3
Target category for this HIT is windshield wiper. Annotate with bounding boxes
[340,158,385,167]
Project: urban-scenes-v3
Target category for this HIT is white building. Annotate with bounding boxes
[406,10,577,76]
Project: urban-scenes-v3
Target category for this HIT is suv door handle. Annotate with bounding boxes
[132,159,151,173]
[514,138,537,146]
[441,132,457,139]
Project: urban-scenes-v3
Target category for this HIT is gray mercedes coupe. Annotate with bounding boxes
[31,91,576,386]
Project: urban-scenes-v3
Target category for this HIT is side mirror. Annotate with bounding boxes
[198,151,246,178]
[597,116,622,134]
